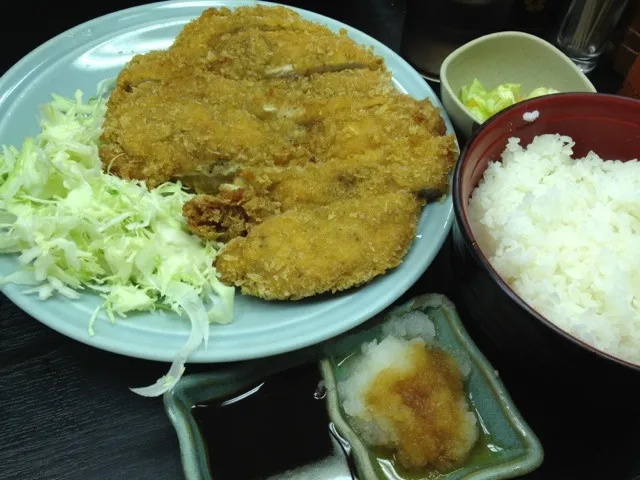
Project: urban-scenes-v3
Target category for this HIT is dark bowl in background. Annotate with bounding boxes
[451,93,640,388]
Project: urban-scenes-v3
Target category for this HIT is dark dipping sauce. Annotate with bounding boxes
[192,363,350,480]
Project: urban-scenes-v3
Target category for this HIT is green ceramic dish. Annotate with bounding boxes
[163,348,320,480]
[164,294,543,480]
[322,293,544,480]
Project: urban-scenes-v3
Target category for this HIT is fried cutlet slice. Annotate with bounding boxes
[100,5,390,190]
[181,94,457,243]
[112,66,392,124]
[171,5,329,56]
[170,6,382,77]
[100,6,390,192]
[256,68,393,123]
[214,191,423,300]
[117,7,382,83]
[200,27,383,79]
[111,31,384,96]
[302,91,449,161]
[101,68,394,190]
[268,134,458,208]
[182,132,456,242]
[110,50,187,93]
[285,68,392,99]
[100,85,311,190]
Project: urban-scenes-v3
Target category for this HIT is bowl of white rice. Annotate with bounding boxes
[452,92,640,382]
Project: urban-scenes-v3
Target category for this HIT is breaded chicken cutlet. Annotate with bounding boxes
[171,6,383,77]
[215,192,423,300]
[185,131,457,241]
[100,5,458,301]
[102,68,395,191]
[100,5,385,189]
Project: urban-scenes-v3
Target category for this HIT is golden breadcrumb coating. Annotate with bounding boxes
[215,192,423,300]
[184,133,457,241]
[99,5,458,300]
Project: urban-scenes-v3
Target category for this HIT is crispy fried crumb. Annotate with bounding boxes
[100,5,458,300]
[215,192,423,300]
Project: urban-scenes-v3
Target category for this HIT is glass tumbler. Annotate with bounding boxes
[556,0,630,73]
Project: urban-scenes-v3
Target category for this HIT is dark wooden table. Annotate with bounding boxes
[1,2,637,480]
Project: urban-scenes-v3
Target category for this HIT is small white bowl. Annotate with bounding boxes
[440,31,596,137]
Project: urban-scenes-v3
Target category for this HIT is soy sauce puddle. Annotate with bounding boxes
[192,363,354,480]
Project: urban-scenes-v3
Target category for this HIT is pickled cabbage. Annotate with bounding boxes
[459,79,559,123]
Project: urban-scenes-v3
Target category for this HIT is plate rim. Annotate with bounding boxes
[0,0,456,363]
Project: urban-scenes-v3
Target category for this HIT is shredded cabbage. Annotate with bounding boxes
[0,81,234,397]
[459,79,559,123]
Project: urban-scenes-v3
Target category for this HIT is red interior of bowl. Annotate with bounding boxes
[459,93,640,204]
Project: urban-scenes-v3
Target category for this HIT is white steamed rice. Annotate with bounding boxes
[468,134,640,364]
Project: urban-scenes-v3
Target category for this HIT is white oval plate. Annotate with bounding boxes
[0,0,455,363]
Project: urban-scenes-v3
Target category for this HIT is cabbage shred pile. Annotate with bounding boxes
[0,83,234,397]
